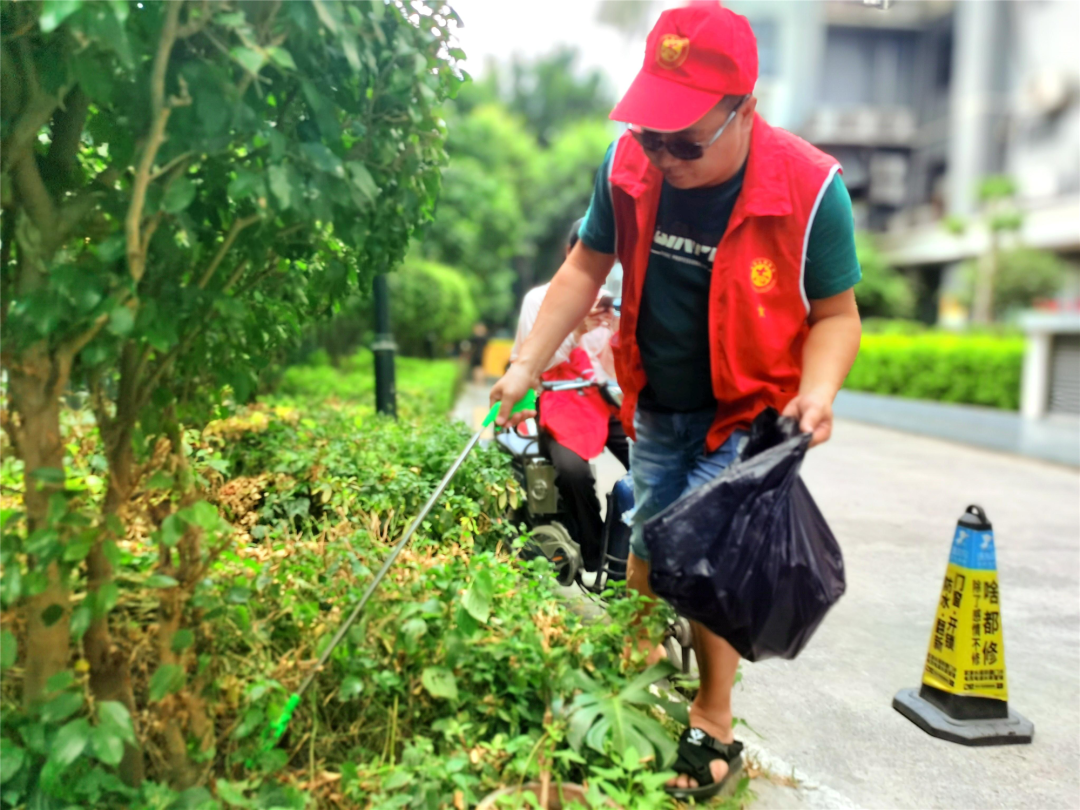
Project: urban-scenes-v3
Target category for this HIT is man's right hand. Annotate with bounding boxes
[489,362,537,427]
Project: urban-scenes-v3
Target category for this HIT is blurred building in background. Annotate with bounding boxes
[725,0,1080,322]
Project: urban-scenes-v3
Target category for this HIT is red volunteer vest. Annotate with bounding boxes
[609,115,840,452]
[539,347,613,461]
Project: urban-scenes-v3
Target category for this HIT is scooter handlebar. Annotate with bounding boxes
[540,379,597,392]
[539,378,623,407]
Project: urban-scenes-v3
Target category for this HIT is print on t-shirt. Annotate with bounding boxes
[651,228,719,269]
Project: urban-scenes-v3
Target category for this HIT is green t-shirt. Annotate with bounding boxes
[580,142,862,412]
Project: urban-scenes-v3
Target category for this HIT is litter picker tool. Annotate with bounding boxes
[250,391,537,765]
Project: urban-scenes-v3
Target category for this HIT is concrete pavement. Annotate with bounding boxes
[452,382,1080,808]
[833,390,1080,467]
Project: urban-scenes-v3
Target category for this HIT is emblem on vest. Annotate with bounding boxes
[750,257,777,293]
[656,34,690,70]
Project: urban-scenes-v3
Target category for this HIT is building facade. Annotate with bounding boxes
[724,0,1080,323]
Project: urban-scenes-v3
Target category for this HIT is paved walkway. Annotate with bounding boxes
[452,383,1080,809]
[451,379,497,437]
[833,390,1080,467]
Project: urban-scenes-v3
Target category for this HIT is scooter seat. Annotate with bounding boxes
[495,430,541,459]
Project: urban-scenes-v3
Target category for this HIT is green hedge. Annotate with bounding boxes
[844,333,1025,410]
[279,349,462,414]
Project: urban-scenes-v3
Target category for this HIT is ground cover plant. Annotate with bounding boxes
[1,363,754,809]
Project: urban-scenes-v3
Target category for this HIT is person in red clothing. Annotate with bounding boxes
[510,220,628,570]
[491,2,862,799]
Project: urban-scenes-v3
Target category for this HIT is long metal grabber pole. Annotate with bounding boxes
[295,428,483,696]
[251,390,537,764]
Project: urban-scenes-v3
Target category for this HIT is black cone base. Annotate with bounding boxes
[893,687,1034,746]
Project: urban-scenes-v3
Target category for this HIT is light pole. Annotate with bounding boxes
[372,273,396,417]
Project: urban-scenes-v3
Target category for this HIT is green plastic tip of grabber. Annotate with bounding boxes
[482,389,537,429]
[269,693,301,742]
[247,692,301,768]
[246,692,301,767]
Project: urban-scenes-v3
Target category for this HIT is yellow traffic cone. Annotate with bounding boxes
[893,505,1033,745]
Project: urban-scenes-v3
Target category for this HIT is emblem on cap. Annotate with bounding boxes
[656,34,690,70]
[750,258,777,292]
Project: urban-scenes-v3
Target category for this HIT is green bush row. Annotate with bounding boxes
[278,348,462,415]
[844,333,1026,410]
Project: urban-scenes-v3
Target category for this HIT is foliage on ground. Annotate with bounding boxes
[1,362,710,808]
[843,332,1025,410]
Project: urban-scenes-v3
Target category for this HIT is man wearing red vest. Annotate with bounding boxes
[491,2,862,799]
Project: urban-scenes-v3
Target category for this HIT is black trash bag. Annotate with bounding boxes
[643,408,845,662]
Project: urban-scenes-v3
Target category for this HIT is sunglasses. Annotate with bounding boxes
[629,95,748,161]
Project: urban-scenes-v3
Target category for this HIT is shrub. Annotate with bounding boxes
[844,333,1026,410]
[854,233,917,319]
[297,261,479,367]
[388,261,479,357]
[960,247,1069,320]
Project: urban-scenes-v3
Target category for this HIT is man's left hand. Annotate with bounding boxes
[782,391,834,448]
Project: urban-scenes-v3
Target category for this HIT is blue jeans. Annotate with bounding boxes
[628,408,747,562]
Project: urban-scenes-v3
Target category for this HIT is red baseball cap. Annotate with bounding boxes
[610,1,758,132]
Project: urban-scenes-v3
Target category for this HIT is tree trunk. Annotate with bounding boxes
[86,432,144,785]
[972,232,999,324]
[86,343,145,786]
[3,18,102,712]
[153,416,214,789]
[7,343,71,706]
[153,526,212,789]
[155,574,198,788]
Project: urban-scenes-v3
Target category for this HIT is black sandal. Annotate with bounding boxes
[665,727,744,800]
